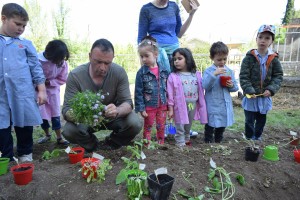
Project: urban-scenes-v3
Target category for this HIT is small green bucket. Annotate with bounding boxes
[263,145,279,161]
[0,157,10,175]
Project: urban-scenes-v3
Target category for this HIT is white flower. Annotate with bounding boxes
[101,95,105,99]
[98,112,102,116]
[93,115,99,119]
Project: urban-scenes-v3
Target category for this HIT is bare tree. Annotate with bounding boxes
[53,0,70,39]
[23,0,51,51]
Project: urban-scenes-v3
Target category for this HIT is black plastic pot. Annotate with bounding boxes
[245,147,260,162]
[147,173,174,200]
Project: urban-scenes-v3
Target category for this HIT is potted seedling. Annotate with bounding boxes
[10,157,34,185]
[147,167,175,200]
[289,131,299,146]
[65,146,85,164]
[81,157,112,183]
[0,151,10,176]
[126,169,148,200]
[240,133,260,162]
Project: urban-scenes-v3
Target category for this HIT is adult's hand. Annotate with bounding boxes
[105,103,119,118]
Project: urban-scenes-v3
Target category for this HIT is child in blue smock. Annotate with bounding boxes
[0,3,47,162]
[202,41,239,143]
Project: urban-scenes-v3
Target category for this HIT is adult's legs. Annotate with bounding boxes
[62,122,98,152]
[0,126,14,160]
[106,111,142,146]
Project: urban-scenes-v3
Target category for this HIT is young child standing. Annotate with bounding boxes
[135,36,169,145]
[167,48,207,147]
[239,25,283,140]
[202,42,239,143]
[0,3,47,162]
[37,40,70,146]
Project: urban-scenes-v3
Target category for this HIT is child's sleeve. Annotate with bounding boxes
[134,70,145,112]
[167,74,174,107]
[49,61,69,87]
[26,40,45,85]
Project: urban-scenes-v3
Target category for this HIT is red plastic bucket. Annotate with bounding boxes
[80,158,101,179]
[68,147,85,164]
[11,163,34,185]
[293,150,300,163]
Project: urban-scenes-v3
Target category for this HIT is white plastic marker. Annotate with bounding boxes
[13,156,19,165]
[141,151,146,160]
[139,163,146,170]
[92,152,104,161]
[65,146,71,154]
[154,167,168,184]
[0,151,2,157]
[210,158,217,169]
[290,131,297,136]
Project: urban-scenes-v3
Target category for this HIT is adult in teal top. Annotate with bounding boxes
[0,3,47,162]
[137,0,198,70]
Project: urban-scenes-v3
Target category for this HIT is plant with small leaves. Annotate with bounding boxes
[82,159,112,183]
[69,90,109,129]
[42,149,65,160]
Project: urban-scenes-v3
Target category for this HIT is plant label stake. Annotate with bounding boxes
[154,167,167,184]
[139,163,146,170]
[141,151,146,160]
[92,152,104,161]
[65,146,71,154]
[210,158,217,169]
[0,151,2,157]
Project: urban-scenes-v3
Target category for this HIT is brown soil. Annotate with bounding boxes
[1,93,300,200]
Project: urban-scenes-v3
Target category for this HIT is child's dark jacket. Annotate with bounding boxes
[239,49,283,96]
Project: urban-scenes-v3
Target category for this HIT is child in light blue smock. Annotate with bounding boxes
[202,41,239,143]
[0,3,47,162]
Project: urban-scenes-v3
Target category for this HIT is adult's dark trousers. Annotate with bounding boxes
[244,110,266,139]
[62,111,142,152]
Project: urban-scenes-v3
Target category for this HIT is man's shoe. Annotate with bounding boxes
[97,137,121,150]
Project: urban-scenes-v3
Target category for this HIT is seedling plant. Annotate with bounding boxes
[204,167,245,200]
[82,158,112,183]
[42,149,65,160]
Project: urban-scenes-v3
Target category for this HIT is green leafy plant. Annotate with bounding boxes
[42,149,65,160]
[69,90,108,129]
[82,159,112,183]
[126,169,149,200]
[204,167,245,200]
[176,172,205,200]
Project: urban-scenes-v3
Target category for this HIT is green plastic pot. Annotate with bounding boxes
[0,157,10,175]
[263,145,279,161]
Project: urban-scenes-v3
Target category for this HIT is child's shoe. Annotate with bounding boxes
[19,153,33,162]
[38,135,51,144]
[190,130,198,138]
